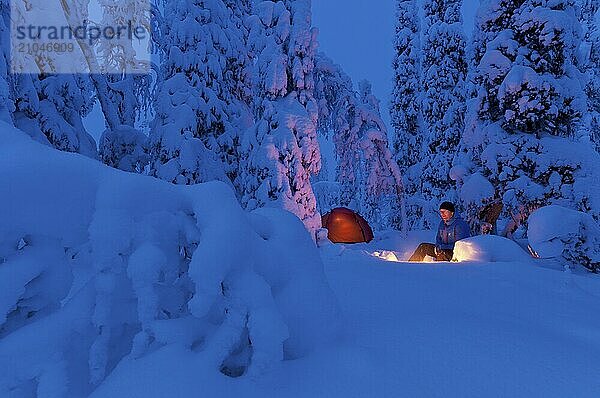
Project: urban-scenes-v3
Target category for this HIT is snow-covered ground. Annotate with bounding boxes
[91,234,600,397]
[320,238,600,397]
[2,124,600,397]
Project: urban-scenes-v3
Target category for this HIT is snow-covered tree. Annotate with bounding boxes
[0,0,11,124]
[389,0,426,229]
[313,53,358,203]
[418,0,467,227]
[95,1,154,172]
[5,0,97,157]
[312,53,359,213]
[580,0,600,151]
[314,60,366,209]
[356,81,406,231]
[313,54,371,215]
[390,0,421,173]
[313,55,405,230]
[9,67,98,158]
[149,0,252,186]
[455,0,595,235]
[314,53,356,146]
[5,0,155,159]
[98,126,150,173]
[240,0,322,235]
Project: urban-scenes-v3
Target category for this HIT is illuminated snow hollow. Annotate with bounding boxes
[453,235,533,263]
[371,249,441,263]
[371,250,399,262]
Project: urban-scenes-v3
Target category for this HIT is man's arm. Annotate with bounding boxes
[435,222,447,252]
[435,222,443,248]
[456,220,471,241]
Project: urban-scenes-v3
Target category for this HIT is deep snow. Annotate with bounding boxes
[0,122,341,396]
[91,234,600,397]
[320,240,600,397]
[1,123,600,397]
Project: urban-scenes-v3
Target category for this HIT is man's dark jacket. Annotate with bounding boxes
[436,213,471,250]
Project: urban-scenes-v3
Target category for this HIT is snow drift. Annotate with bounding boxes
[0,122,341,396]
[528,205,600,272]
[453,235,533,263]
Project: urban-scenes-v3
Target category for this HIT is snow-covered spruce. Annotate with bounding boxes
[313,55,405,231]
[418,0,467,226]
[312,181,342,214]
[98,125,150,173]
[312,52,353,213]
[0,122,340,395]
[7,0,98,159]
[10,70,99,158]
[240,0,322,236]
[95,1,155,172]
[94,0,153,172]
[390,0,422,173]
[313,53,360,209]
[356,81,406,232]
[454,0,595,234]
[149,0,253,186]
[0,0,12,124]
[579,0,600,151]
[390,0,425,230]
[5,0,153,161]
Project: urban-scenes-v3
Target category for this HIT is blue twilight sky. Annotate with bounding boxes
[312,0,479,129]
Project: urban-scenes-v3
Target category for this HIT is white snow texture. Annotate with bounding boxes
[0,122,341,396]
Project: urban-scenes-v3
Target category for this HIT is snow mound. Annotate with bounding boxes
[453,235,532,263]
[528,205,600,272]
[0,122,341,395]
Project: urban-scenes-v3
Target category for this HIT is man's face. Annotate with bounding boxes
[440,209,453,222]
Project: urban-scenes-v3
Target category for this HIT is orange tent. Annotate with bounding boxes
[321,207,374,243]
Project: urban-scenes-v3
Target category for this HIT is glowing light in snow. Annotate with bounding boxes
[371,250,399,262]
[453,240,479,262]
[420,257,442,263]
[370,250,458,263]
[527,244,540,258]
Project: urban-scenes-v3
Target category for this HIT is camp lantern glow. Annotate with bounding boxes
[371,250,399,262]
[371,250,460,263]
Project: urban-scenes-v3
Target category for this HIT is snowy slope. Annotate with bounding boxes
[1,122,600,397]
[322,242,600,397]
[0,122,341,396]
[91,234,600,398]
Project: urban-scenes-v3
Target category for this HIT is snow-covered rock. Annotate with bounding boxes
[528,205,600,272]
[453,235,532,263]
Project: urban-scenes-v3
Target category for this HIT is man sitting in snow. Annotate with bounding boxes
[408,201,471,262]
